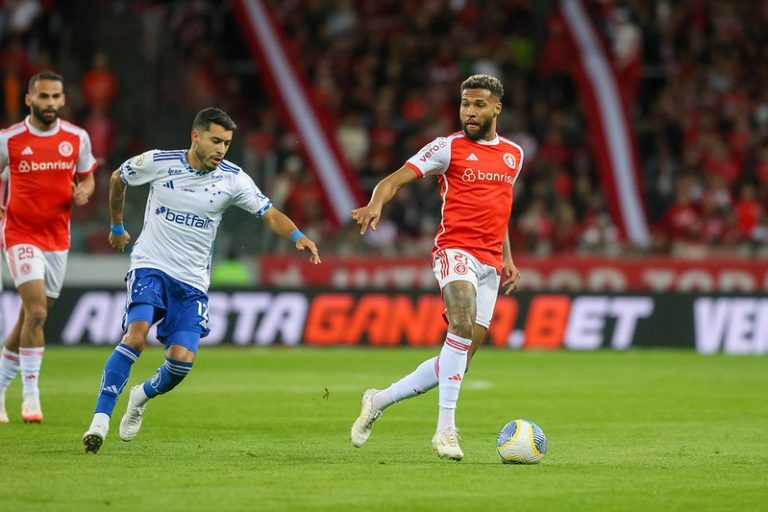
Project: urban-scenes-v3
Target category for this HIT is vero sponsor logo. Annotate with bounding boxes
[417,139,448,162]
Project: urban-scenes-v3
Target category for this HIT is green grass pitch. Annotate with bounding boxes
[0,347,766,511]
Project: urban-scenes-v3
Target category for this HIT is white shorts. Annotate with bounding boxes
[432,248,500,328]
[5,244,68,299]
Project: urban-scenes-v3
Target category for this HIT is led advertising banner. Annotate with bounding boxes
[5,289,765,354]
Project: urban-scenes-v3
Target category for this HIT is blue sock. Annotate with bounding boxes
[143,358,193,398]
[95,343,141,416]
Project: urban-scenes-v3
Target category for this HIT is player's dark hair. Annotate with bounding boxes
[192,107,238,132]
[461,74,504,101]
[28,71,64,92]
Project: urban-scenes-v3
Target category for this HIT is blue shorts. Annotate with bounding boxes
[122,268,210,353]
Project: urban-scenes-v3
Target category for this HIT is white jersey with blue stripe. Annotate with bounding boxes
[119,149,272,292]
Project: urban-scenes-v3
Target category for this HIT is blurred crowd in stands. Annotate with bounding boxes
[1,0,768,259]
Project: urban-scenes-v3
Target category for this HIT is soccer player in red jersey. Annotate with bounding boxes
[0,71,97,423]
[350,75,523,460]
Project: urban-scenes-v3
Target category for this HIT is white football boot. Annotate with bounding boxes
[21,394,43,423]
[119,385,147,442]
[350,388,382,447]
[83,417,109,454]
[432,427,463,461]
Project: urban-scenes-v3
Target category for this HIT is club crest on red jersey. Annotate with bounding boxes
[58,141,73,157]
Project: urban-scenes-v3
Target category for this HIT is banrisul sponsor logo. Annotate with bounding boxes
[18,160,74,173]
[461,168,515,184]
[155,205,212,229]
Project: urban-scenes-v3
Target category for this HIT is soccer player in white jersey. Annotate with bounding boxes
[350,75,523,460]
[82,108,320,453]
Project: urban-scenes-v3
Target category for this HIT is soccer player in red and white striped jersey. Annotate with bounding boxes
[350,75,523,461]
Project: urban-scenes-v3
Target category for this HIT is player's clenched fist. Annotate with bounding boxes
[108,231,131,252]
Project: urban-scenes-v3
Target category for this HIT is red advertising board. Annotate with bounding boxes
[260,255,768,292]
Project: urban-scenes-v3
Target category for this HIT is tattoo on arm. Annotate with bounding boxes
[109,171,127,224]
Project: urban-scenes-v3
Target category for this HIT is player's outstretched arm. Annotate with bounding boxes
[351,165,418,235]
[73,172,96,206]
[501,230,520,294]
[107,170,131,252]
[262,206,321,264]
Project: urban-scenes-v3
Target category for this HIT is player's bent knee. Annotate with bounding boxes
[122,320,152,351]
[121,330,148,351]
[166,344,196,363]
[24,306,47,327]
[165,332,200,361]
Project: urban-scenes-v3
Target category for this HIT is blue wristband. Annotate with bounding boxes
[290,229,305,243]
[110,224,126,236]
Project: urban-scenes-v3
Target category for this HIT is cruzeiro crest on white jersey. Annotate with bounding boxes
[118,149,272,292]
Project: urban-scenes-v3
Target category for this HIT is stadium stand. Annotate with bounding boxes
[2,0,767,259]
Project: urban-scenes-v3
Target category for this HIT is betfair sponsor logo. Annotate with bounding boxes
[155,205,212,229]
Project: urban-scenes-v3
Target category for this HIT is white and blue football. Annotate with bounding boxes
[496,419,547,464]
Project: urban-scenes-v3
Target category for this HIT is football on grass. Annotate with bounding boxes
[496,419,547,464]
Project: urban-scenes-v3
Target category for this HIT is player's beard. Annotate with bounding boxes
[461,117,493,141]
[30,104,59,127]
[195,147,216,172]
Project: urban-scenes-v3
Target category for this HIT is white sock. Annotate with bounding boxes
[90,412,110,433]
[0,348,21,392]
[20,347,44,399]
[132,384,150,407]
[437,333,471,429]
[372,356,439,410]
[437,407,456,432]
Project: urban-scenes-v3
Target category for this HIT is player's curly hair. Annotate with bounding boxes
[192,107,238,132]
[460,74,504,101]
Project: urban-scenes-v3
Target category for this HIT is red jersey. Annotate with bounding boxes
[405,132,524,272]
[0,116,97,251]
